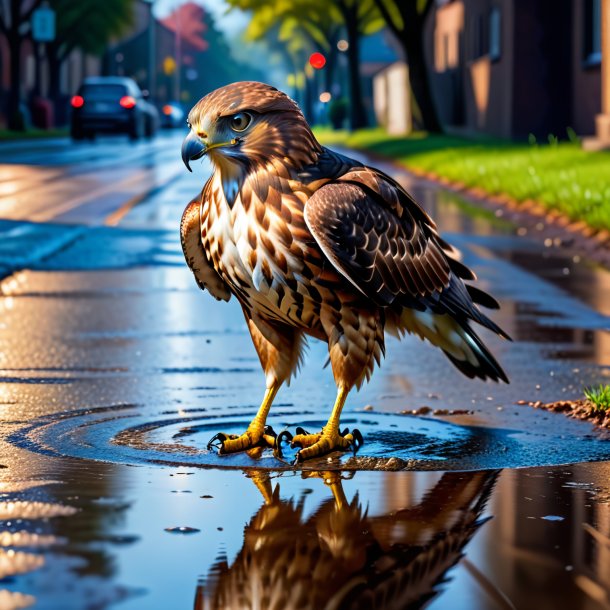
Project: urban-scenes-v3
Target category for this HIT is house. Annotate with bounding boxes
[427,0,604,140]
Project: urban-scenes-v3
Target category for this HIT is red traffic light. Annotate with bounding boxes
[309,52,326,70]
[71,95,84,108]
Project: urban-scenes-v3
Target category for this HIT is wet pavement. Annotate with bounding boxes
[0,134,609,608]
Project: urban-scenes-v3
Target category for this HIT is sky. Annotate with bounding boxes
[153,0,250,36]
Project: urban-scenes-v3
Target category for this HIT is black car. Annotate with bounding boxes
[70,77,159,141]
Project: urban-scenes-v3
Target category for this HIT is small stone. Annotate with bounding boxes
[363,404,374,411]
[200,495,213,499]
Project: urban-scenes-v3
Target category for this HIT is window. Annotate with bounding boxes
[489,7,501,61]
[584,0,602,64]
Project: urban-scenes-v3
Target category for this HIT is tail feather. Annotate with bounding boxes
[399,310,509,383]
[442,322,509,383]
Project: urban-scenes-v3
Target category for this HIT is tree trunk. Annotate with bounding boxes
[48,48,62,103]
[302,73,315,123]
[323,31,340,94]
[344,9,367,130]
[401,22,442,133]
[7,32,23,130]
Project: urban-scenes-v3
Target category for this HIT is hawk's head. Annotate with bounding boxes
[181,81,321,175]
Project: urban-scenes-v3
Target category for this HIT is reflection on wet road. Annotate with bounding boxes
[0,137,609,608]
[196,470,498,610]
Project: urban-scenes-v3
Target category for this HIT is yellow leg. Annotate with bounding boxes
[208,382,280,454]
[292,386,363,462]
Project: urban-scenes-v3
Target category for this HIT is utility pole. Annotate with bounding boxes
[174,6,181,102]
[143,0,156,98]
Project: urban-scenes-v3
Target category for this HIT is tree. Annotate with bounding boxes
[227,0,339,122]
[227,0,383,130]
[46,0,134,104]
[373,0,442,132]
[0,0,44,129]
[332,0,383,130]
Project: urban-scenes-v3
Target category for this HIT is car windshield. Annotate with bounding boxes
[80,85,128,99]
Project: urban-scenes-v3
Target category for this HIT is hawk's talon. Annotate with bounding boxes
[292,428,363,462]
[207,432,232,451]
[290,431,321,449]
[273,429,293,459]
[207,427,277,455]
[352,428,364,450]
[276,430,293,445]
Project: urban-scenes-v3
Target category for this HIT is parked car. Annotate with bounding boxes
[159,102,185,129]
[70,77,159,141]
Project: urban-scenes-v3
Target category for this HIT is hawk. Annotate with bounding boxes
[181,81,509,462]
[195,470,498,609]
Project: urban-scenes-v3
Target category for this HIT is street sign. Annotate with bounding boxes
[32,6,56,42]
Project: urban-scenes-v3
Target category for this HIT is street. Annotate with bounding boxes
[0,133,610,609]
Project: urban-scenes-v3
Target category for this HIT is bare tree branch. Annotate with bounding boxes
[372,0,402,40]
[22,0,45,25]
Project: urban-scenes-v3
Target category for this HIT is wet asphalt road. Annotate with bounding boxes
[0,133,609,609]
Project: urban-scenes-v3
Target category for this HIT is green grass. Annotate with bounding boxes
[315,127,610,233]
[584,385,610,412]
[0,128,69,141]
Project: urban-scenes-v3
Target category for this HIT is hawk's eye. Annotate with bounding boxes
[229,112,252,132]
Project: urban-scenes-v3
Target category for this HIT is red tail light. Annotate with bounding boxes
[71,95,84,108]
[119,95,137,109]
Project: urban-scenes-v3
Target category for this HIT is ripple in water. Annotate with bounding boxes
[7,404,610,471]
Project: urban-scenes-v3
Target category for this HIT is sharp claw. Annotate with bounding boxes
[341,428,349,437]
[295,427,308,436]
[264,425,277,438]
[352,428,363,449]
[276,430,293,445]
[207,432,227,451]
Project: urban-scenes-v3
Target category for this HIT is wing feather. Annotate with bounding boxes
[180,195,231,302]
[304,180,449,307]
[304,165,510,339]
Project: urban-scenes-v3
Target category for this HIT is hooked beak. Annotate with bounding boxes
[181,131,206,172]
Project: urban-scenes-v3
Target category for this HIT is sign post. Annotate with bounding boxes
[32,5,56,43]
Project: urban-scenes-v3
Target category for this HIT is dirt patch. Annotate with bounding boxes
[399,406,473,416]
[517,399,610,429]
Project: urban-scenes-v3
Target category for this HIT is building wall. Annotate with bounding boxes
[373,63,412,135]
[464,0,514,138]
[572,0,602,135]
[429,0,515,138]
[429,0,601,139]
[511,0,573,139]
[428,0,465,127]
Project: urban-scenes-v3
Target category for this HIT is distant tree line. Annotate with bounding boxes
[0,0,264,131]
[0,0,135,130]
[226,0,441,132]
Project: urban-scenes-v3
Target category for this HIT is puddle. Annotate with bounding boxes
[5,404,610,473]
[0,152,609,607]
